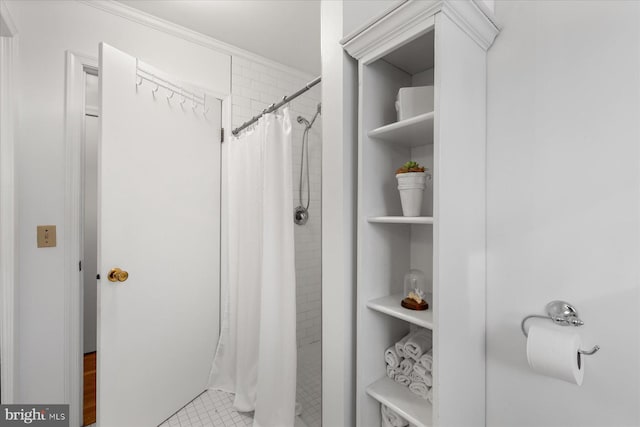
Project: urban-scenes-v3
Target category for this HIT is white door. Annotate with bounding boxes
[97,43,221,427]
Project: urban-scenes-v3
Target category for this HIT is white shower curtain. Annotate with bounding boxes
[210,108,297,427]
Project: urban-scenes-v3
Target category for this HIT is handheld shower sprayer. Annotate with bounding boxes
[294,103,322,225]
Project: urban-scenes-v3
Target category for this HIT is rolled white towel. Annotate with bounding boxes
[382,411,394,427]
[427,387,433,404]
[381,404,408,427]
[395,374,411,387]
[395,332,414,358]
[410,367,432,387]
[419,348,433,372]
[386,364,397,380]
[409,381,429,400]
[412,362,433,387]
[398,358,414,375]
[385,346,401,368]
[404,329,432,360]
[409,370,423,384]
[413,362,428,376]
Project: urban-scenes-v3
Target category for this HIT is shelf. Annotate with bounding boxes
[367,216,433,225]
[367,112,434,147]
[367,293,433,329]
[366,376,432,427]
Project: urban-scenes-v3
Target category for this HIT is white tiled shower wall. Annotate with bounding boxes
[230,56,322,350]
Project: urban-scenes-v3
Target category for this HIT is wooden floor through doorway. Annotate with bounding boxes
[83,351,96,426]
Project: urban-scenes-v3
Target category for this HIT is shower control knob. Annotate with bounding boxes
[107,267,129,283]
[294,206,309,225]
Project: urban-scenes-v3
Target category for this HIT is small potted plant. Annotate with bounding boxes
[396,161,429,217]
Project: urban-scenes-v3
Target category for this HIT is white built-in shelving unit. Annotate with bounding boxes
[367,377,433,427]
[367,216,434,225]
[367,293,434,329]
[342,1,498,426]
[368,113,435,147]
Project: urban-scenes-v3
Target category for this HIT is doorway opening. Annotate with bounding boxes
[81,66,99,427]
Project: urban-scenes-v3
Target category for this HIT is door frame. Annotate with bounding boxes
[64,50,230,427]
[64,50,98,427]
[0,1,18,404]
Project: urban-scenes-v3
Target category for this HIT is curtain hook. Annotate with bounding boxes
[180,94,186,108]
[151,83,159,97]
[167,90,175,101]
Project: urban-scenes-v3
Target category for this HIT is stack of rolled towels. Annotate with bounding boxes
[384,328,433,404]
[381,404,416,427]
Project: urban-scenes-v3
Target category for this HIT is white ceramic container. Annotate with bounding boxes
[396,172,427,216]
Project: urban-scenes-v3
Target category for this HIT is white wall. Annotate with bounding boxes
[321,1,358,426]
[486,2,640,426]
[6,0,232,403]
[230,57,322,350]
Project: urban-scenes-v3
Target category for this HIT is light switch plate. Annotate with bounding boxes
[37,225,56,248]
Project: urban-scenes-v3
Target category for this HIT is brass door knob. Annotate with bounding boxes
[107,268,129,283]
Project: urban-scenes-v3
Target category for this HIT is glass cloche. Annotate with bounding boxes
[402,269,428,310]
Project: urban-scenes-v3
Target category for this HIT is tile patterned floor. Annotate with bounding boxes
[160,390,254,427]
[159,341,321,427]
[89,342,322,427]
[159,383,316,427]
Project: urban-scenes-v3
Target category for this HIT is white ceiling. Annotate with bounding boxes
[117,0,321,75]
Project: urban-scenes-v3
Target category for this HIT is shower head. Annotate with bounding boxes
[297,103,322,130]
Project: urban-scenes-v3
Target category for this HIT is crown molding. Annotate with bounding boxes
[342,0,499,61]
[340,0,408,46]
[441,0,499,50]
[80,1,314,81]
[342,0,440,62]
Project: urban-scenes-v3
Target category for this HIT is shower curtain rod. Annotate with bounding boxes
[231,76,321,137]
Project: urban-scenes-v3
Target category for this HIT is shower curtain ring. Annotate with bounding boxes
[136,75,143,87]
[167,90,175,101]
[180,94,186,108]
[151,83,159,96]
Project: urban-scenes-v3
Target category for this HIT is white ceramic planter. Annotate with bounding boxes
[396,172,427,216]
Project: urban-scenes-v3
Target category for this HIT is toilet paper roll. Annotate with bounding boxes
[526,324,584,385]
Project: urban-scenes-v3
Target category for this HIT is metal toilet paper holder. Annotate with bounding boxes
[521,300,600,356]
